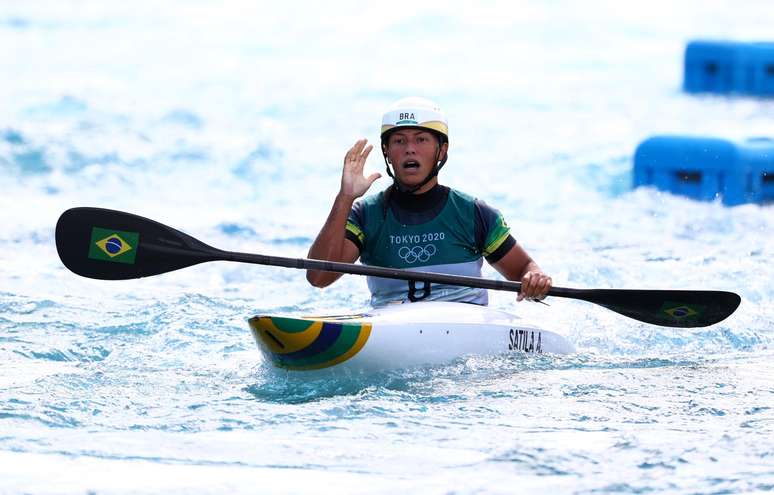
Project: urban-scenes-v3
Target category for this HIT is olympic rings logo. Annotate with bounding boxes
[398,244,437,264]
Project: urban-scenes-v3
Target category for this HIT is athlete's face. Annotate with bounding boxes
[384,129,448,191]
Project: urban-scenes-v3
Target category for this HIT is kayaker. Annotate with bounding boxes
[306,97,552,306]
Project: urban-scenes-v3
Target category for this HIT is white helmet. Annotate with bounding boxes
[380,97,448,144]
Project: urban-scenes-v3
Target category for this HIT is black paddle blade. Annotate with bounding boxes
[55,207,222,280]
[566,288,741,328]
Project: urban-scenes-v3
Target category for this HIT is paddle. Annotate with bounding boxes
[55,207,741,328]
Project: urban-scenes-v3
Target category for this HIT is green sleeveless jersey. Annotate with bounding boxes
[346,185,514,307]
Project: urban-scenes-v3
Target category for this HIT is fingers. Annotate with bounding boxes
[344,139,372,171]
[361,143,373,161]
[339,140,378,199]
[517,271,553,302]
[366,172,381,185]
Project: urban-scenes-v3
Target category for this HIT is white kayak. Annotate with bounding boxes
[248,301,574,371]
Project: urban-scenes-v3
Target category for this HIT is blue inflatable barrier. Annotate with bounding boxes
[748,43,774,96]
[633,136,774,206]
[684,40,774,96]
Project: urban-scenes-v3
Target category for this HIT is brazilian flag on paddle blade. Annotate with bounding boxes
[659,301,706,323]
[87,227,139,264]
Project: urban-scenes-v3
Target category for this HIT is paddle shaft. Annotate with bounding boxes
[226,251,666,305]
[148,241,593,300]
[146,242,526,293]
[234,251,528,291]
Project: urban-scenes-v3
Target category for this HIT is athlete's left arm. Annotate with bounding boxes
[474,198,552,301]
[491,244,552,302]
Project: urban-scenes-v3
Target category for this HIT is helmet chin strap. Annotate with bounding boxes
[382,145,448,194]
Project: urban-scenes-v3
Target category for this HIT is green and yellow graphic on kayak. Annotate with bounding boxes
[88,227,139,264]
[249,315,372,370]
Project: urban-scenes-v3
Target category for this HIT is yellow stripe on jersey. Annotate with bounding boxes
[346,221,365,244]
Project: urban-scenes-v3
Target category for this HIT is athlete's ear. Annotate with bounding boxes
[439,141,449,162]
[381,142,391,163]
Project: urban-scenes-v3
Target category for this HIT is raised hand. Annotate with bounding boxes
[340,139,380,199]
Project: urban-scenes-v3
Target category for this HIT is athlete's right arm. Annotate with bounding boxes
[306,139,380,288]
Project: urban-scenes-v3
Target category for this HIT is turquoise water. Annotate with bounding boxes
[2,1,773,493]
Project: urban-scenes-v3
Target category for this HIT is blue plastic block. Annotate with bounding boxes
[748,43,774,96]
[684,40,774,96]
[684,41,741,93]
[634,136,774,206]
[737,138,774,204]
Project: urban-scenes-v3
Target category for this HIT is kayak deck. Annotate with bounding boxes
[248,301,574,371]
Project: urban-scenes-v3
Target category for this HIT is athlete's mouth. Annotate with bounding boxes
[402,160,420,169]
